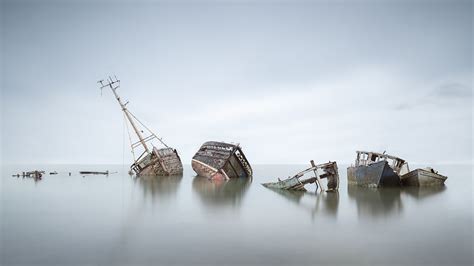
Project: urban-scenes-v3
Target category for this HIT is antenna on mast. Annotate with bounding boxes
[98,76,121,92]
[98,75,151,154]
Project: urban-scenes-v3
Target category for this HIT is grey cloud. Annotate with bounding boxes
[1,0,472,164]
[432,82,472,99]
[394,81,472,111]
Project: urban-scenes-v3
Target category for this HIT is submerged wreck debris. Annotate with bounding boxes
[348,186,403,218]
[267,189,339,219]
[347,151,409,187]
[137,175,183,199]
[401,167,448,186]
[27,170,44,178]
[403,185,446,199]
[191,141,252,180]
[98,76,183,177]
[79,171,112,175]
[13,170,45,179]
[262,161,339,192]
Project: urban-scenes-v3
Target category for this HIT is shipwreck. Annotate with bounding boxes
[262,160,339,192]
[12,170,45,179]
[99,76,183,176]
[347,151,409,187]
[191,141,252,180]
[347,151,448,187]
[401,167,448,186]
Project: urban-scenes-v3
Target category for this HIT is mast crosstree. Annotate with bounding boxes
[98,76,152,153]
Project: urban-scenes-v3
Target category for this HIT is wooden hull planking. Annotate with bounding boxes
[191,141,252,179]
[134,147,183,177]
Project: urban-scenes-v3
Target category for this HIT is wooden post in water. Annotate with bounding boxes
[311,160,325,192]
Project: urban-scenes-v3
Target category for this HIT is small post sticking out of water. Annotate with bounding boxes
[311,160,325,192]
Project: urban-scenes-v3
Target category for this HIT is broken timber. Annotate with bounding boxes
[98,76,183,177]
[262,161,339,192]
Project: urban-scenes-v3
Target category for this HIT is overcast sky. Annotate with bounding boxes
[1,0,472,165]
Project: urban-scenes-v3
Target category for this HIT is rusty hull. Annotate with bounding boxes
[347,160,401,187]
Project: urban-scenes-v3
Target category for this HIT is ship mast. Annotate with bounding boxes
[98,76,150,153]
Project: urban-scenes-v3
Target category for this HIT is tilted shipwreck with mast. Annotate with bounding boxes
[98,76,183,176]
[262,160,339,192]
[191,141,252,180]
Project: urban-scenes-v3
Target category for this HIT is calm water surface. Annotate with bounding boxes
[1,164,472,266]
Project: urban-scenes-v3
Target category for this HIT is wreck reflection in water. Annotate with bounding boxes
[348,185,447,218]
[348,186,403,218]
[192,177,251,208]
[403,185,447,200]
[135,175,183,200]
[2,165,470,265]
[265,188,339,219]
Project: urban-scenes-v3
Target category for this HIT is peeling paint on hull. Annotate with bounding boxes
[347,161,401,187]
[191,159,223,179]
[191,141,252,180]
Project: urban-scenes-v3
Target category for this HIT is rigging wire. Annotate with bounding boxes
[127,110,169,148]
[124,112,136,162]
[122,110,126,168]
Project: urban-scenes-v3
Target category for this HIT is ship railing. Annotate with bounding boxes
[201,144,235,152]
[131,134,157,149]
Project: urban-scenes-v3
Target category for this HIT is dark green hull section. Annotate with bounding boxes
[347,161,400,187]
